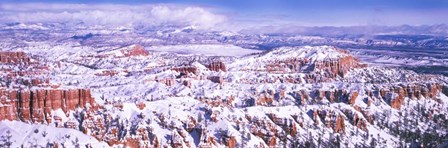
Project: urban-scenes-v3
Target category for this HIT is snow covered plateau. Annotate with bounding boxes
[0,24,447,148]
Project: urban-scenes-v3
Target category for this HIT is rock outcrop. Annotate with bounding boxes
[208,76,224,84]
[0,51,31,64]
[0,88,96,122]
[314,56,367,77]
[348,91,359,105]
[334,115,345,133]
[95,70,119,76]
[379,83,443,109]
[207,61,226,72]
[121,44,149,57]
[172,66,198,75]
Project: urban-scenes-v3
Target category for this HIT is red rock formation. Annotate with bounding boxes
[314,55,367,77]
[122,45,149,57]
[373,83,444,109]
[305,89,351,103]
[0,90,17,120]
[268,137,276,147]
[20,78,49,86]
[334,115,345,133]
[157,78,174,86]
[388,92,405,110]
[172,66,197,75]
[348,91,359,105]
[0,88,96,122]
[207,61,227,72]
[124,138,140,148]
[290,83,443,110]
[153,136,160,148]
[227,136,237,148]
[18,90,31,121]
[256,93,273,105]
[427,83,441,98]
[267,113,298,137]
[136,102,146,110]
[353,108,371,129]
[313,110,320,125]
[0,51,31,64]
[279,90,286,98]
[298,90,310,104]
[290,123,297,136]
[211,111,219,122]
[95,70,119,76]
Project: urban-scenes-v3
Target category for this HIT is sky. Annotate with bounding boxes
[0,0,447,28]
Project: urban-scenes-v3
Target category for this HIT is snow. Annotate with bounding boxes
[261,46,347,62]
[0,34,446,148]
[0,121,108,147]
[228,46,348,71]
[146,44,261,57]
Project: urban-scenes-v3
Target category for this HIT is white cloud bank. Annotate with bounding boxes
[0,3,227,30]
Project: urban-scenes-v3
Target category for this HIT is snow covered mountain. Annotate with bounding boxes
[0,40,447,148]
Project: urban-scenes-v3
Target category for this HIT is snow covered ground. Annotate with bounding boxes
[146,44,261,57]
[0,121,108,147]
[0,39,447,147]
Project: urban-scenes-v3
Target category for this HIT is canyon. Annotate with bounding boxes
[0,45,446,147]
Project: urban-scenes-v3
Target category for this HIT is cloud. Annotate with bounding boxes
[0,3,227,30]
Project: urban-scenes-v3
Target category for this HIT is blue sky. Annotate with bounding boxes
[1,0,447,26]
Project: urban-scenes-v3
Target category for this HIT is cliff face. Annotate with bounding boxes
[0,88,96,122]
[262,56,366,84]
[277,82,443,111]
[172,66,198,75]
[379,83,443,109]
[314,56,367,77]
[0,51,51,88]
[257,47,367,78]
[121,44,149,57]
[334,115,346,133]
[0,52,97,123]
[207,61,227,72]
[0,51,31,64]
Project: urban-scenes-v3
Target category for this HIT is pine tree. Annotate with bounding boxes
[335,135,341,148]
[4,130,11,148]
[370,137,377,147]
[72,138,80,148]
[306,132,314,147]
[290,134,300,148]
[197,113,203,123]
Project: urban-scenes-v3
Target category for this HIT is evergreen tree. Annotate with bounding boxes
[290,134,300,148]
[370,136,377,148]
[72,138,80,148]
[4,130,11,148]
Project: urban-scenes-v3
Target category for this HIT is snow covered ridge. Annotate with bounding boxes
[259,46,349,62]
[0,121,108,147]
[230,46,354,69]
[1,44,448,147]
[146,44,261,57]
[0,51,104,147]
[229,46,367,79]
